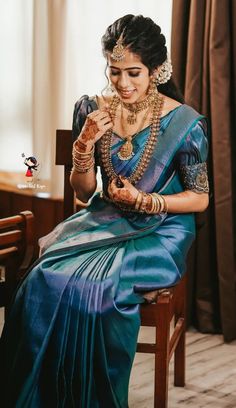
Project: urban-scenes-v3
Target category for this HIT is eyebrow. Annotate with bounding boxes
[109,66,142,71]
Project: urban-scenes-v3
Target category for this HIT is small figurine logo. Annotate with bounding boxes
[23,154,39,181]
[18,153,45,190]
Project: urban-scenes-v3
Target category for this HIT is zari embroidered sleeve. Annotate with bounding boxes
[175,118,210,193]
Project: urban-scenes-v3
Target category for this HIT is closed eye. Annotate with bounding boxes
[110,71,120,76]
[128,72,140,77]
[110,70,140,77]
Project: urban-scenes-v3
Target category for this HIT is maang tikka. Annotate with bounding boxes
[111,34,125,61]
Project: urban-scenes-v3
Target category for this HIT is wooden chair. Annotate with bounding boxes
[0,210,35,316]
[56,129,186,408]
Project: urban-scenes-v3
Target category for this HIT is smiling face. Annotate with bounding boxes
[107,49,152,103]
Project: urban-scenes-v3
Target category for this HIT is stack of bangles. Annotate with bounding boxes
[72,140,95,173]
[135,191,168,214]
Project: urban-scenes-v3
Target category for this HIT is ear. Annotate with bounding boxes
[149,68,158,80]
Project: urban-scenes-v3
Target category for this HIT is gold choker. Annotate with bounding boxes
[122,93,155,125]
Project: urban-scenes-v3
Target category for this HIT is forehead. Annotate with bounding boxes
[107,49,146,69]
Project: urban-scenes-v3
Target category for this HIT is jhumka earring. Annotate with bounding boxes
[111,34,125,61]
[106,82,115,96]
[155,55,173,85]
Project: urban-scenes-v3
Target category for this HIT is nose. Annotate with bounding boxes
[118,72,130,89]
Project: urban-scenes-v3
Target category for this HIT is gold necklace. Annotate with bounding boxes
[122,92,154,125]
[117,106,151,161]
[100,93,164,185]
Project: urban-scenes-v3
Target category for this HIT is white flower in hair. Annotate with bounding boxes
[156,55,173,85]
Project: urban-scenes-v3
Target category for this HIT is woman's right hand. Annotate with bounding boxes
[77,109,113,150]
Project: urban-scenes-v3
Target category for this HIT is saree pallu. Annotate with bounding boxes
[0,102,208,407]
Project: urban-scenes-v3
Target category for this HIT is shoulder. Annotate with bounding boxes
[74,94,98,113]
[161,94,182,117]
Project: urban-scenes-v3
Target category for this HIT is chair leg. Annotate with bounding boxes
[154,294,171,408]
[174,275,186,387]
[174,322,185,386]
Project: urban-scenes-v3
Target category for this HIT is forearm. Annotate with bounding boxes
[70,169,97,203]
[70,139,97,202]
[162,190,209,213]
[107,177,209,214]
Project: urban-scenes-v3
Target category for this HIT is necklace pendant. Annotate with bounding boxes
[117,140,134,160]
[127,113,136,125]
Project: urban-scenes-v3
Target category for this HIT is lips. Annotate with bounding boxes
[118,89,136,99]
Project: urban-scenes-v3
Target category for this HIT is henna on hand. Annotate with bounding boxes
[80,118,99,143]
[108,177,138,207]
[78,110,113,149]
[115,189,136,206]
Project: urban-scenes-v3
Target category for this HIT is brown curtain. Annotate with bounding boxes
[171,0,236,342]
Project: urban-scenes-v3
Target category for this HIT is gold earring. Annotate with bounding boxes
[148,74,158,95]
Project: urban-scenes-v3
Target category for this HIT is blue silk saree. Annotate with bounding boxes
[0,96,208,407]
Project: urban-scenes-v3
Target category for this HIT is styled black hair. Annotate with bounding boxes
[102,14,184,103]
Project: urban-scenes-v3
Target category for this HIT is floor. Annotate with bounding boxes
[129,326,236,407]
[1,308,236,408]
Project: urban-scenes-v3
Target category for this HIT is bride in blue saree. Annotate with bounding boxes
[0,15,209,408]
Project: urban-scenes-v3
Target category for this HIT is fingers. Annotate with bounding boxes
[88,110,111,123]
[87,110,113,132]
[79,108,113,144]
[107,177,137,206]
[118,176,132,189]
[108,178,117,198]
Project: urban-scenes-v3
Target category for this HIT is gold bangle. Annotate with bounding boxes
[155,195,161,213]
[153,193,168,213]
[152,193,164,213]
[72,162,95,173]
[140,193,149,213]
[160,195,168,212]
[158,195,165,212]
[134,191,143,211]
[147,194,155,214]
[72,156,95,173]
[72,141,95,159]
[73,141,95,155]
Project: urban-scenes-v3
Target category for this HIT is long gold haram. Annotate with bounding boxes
[100,93,164,185]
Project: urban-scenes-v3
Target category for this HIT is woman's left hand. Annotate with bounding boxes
[108,177,139,207]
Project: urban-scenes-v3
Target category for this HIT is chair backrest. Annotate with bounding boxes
[0,210,34,309]
[56,129,75,219]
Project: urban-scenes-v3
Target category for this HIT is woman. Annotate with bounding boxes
[0,14,209,408]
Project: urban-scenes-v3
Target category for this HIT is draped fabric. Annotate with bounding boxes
[171,0,236,341]
[0,100,208,407]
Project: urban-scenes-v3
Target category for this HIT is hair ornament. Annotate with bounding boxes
[155,54,173,85]
[111,34,125,61]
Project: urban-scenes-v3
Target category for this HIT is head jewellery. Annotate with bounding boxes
[111,34,125,61]
[155,55,173,85]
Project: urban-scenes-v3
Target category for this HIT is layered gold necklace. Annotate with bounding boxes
[117,106,151,161]
[100,92,164,185]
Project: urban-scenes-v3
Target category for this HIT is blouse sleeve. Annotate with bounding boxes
[72,95,97,141]
[175,118,210,193]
